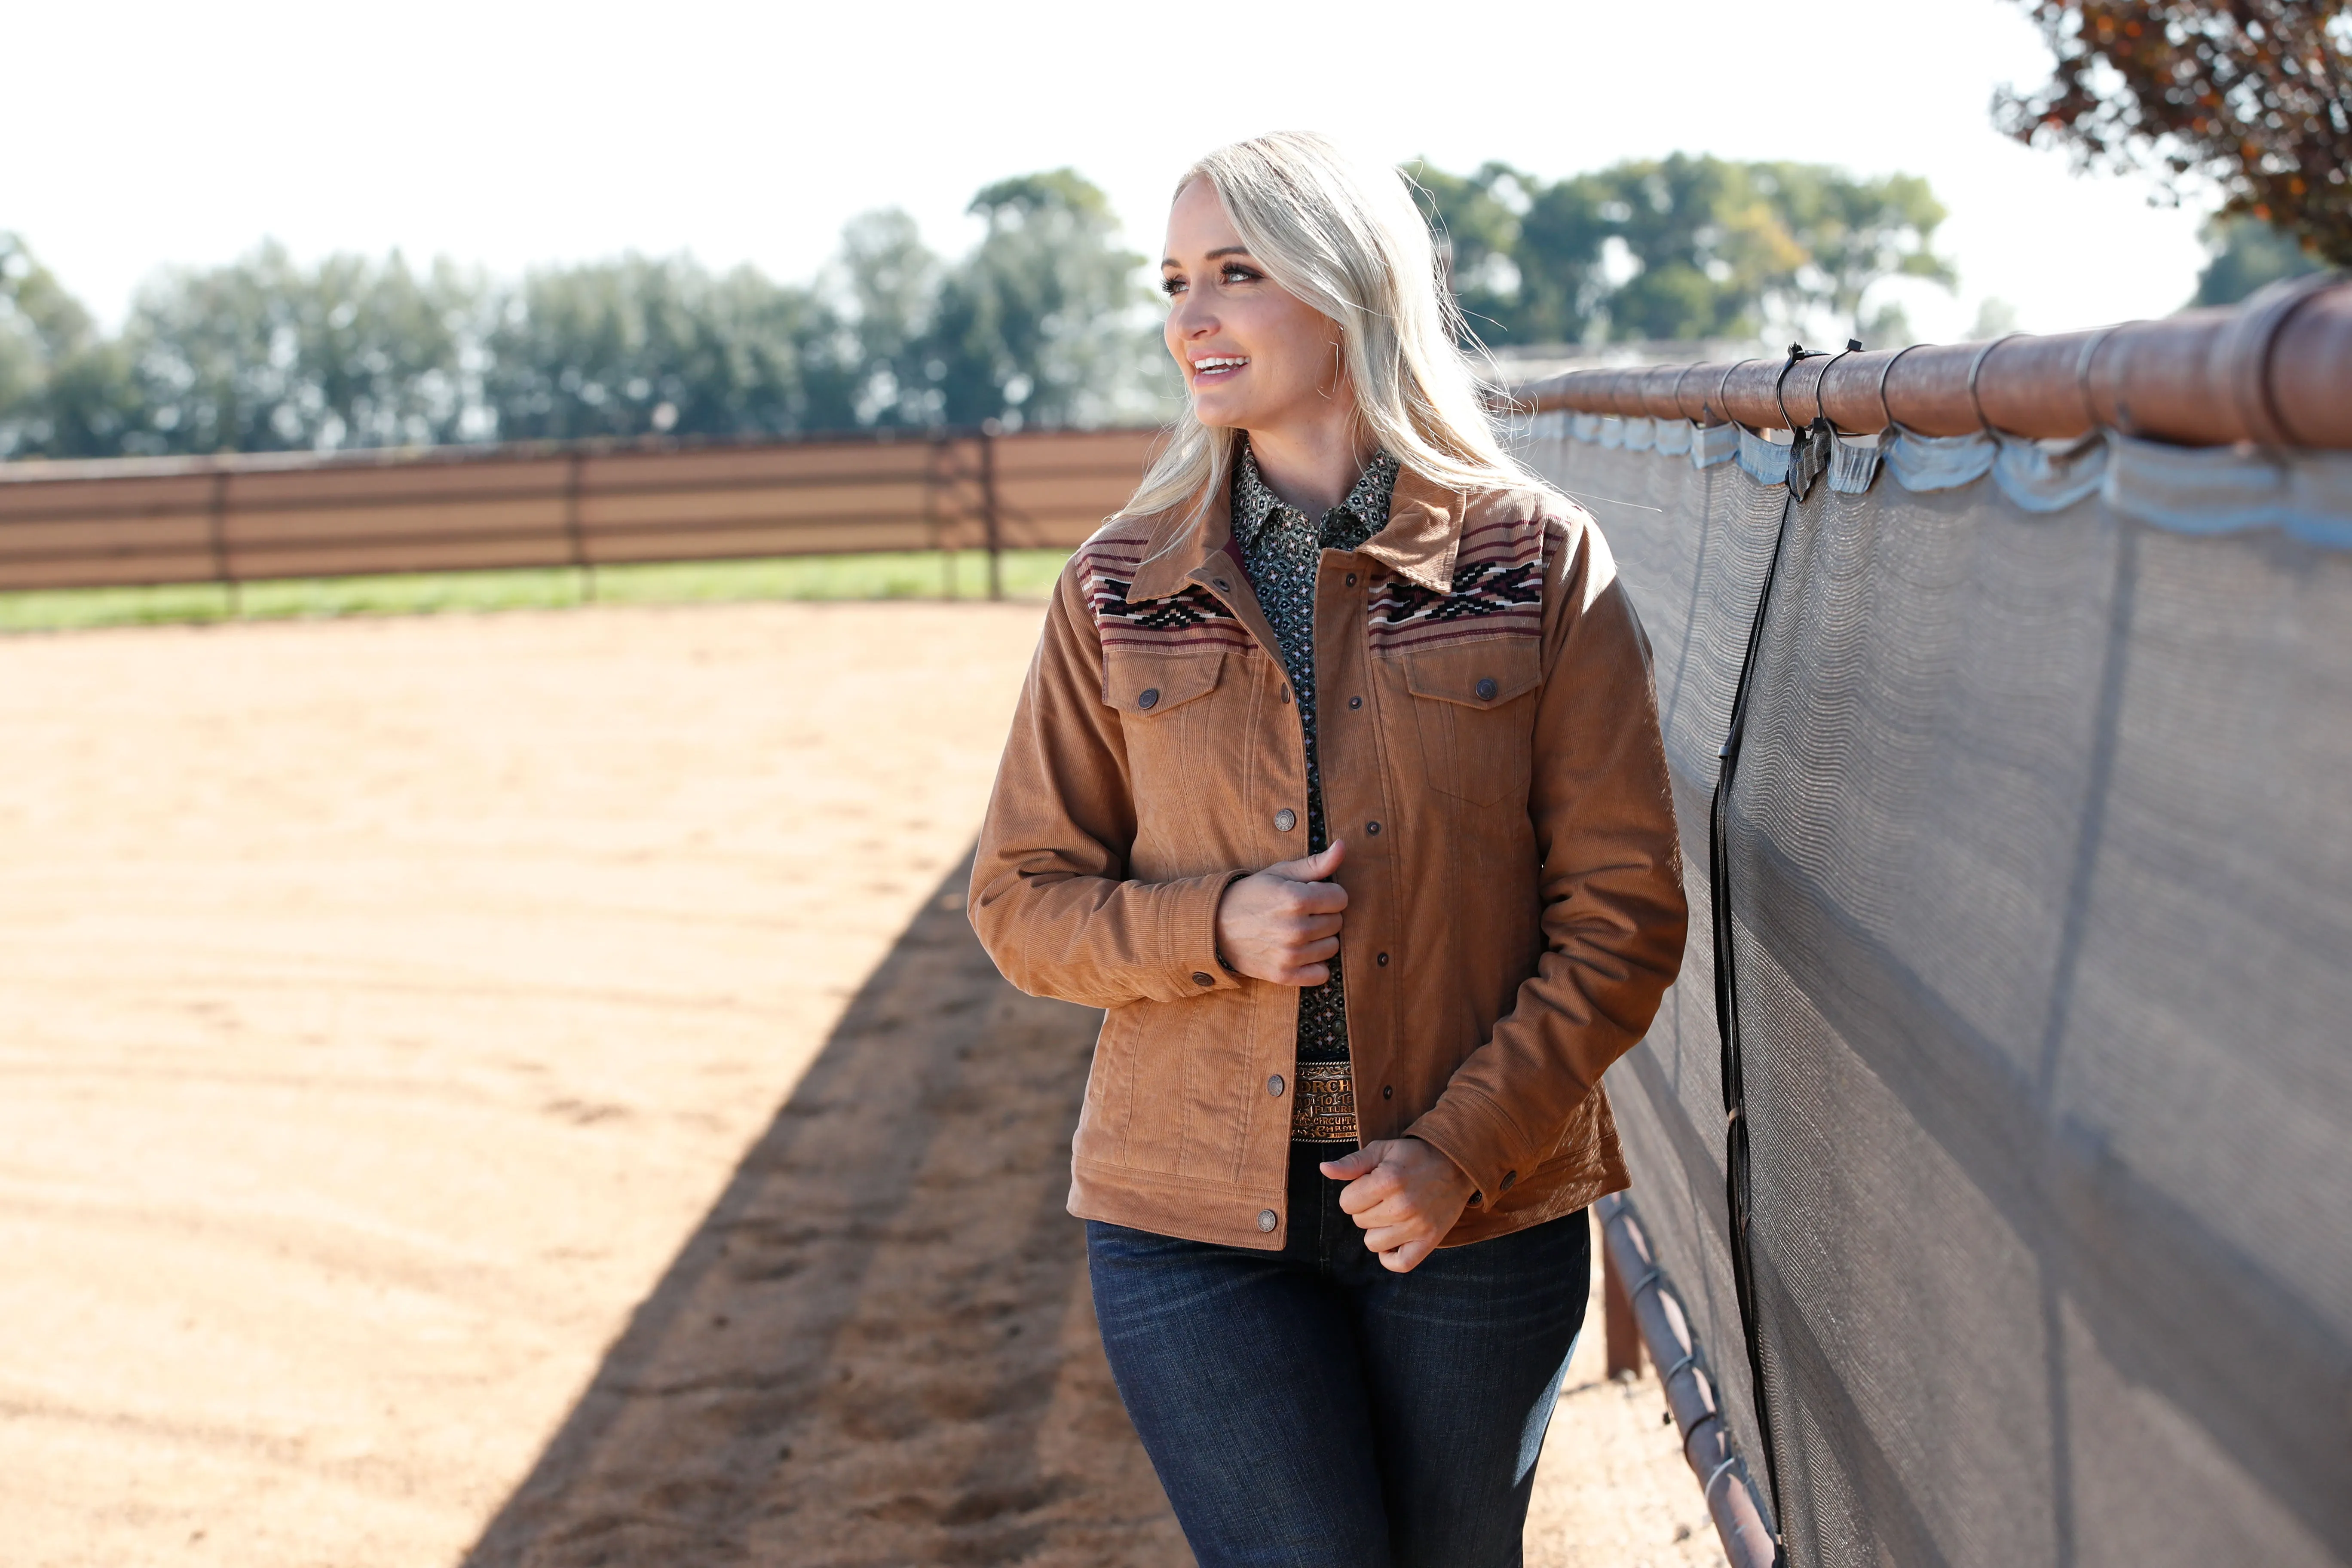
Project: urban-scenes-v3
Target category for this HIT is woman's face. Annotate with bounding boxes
[1161,178,1348,435]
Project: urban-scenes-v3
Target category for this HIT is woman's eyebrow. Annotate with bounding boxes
[1161,245,1255,268]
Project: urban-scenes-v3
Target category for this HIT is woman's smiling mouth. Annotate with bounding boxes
[1190,355,1249,383]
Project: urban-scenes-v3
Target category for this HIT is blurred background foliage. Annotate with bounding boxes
[1412,153,1957,349]
[0,143,2319,462]
[1997,0,2349,265]
[0,168,1170,460]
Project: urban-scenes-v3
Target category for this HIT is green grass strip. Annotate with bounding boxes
[0,548,1074,634]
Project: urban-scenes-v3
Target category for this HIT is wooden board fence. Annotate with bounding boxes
[0,425,1166,594]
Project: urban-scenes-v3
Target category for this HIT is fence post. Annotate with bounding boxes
[1604,1218,1643,1378]
[926,432,955,600]
[206,466,240,618]
[979,419,1003,602]
[563,449,594,603]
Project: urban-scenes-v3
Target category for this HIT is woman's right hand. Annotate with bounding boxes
[1213,841,1348,986]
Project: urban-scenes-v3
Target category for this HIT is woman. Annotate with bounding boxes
[968,131,1687,1567]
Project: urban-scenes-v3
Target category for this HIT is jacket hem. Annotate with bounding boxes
[1069,1156,1289,1250]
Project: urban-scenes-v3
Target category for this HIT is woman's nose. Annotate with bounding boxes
[1170,294,1215,337]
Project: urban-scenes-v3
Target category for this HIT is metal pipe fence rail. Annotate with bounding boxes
[1507,273,2352,448]
[0,423,1166,597]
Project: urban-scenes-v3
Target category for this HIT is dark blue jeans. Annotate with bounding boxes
[1086,1142,1590,1568]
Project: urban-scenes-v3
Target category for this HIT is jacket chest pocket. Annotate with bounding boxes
[1104,649,1228,796]
[1398,639,1541,806]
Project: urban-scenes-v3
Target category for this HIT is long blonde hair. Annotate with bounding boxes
[1120,130,1533,524]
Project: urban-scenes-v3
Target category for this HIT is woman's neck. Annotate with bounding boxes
[1244,410,1374,518]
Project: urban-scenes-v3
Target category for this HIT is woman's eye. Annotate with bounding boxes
[1160,276,1185,297]
[1220,264,1260,285]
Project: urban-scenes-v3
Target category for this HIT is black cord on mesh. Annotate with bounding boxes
[1711,341,1829,1566]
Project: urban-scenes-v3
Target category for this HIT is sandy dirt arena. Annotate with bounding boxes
[0,599,1719,1567]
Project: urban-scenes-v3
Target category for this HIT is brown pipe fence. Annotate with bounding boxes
[1509,273,2351,449]
[0,424,1165,597]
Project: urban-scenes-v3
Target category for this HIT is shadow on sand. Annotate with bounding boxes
[461,855,1187,1568]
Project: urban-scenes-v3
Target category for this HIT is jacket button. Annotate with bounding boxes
[1376,952,1389,966]
[1279,684,1292,704]
[1257,1209,1278,1233]
[1214,578,1231,591]
[1274,808,1296,832]
[1348,695,1362,709]
[1345,572,1357,586]
[1382,1084,1393,1099]
[1267,1074,1285,1096]
[1476,677,1498,701]
[1138,687,1161,710]
[1501,1170,1518,1191]
[1192,971,1215,987]
[1366,821,1382,836]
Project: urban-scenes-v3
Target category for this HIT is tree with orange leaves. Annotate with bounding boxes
[1996,2,2351,265]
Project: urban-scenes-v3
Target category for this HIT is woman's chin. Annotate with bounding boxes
[1188,395,1252,431]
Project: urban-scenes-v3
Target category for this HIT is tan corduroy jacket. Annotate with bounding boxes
[968,463,1687,1251]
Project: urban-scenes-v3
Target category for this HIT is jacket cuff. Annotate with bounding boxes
[1404,1089,1533,1209]
[1165,869,1248,996]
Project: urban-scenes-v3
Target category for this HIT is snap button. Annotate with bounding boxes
[1138,688,1161,710]
[1366,821,1382,836]
[1267,1075,1286,1097]
[1274,808,1297,832]
[1345,572,1357,586]
[1279,685,1292,704]
[1348,695,1362,709]
[1192,971,1215,987]
[1382,1084,1393,1099]
[1376,952,1390,966]
[1476,677,1498,701]
[1501,1170,1518,1191]
[1214,578,1231,591]
[1257,1209,1278,1233]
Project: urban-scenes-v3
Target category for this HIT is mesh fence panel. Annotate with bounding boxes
[1519,414,2352,1568]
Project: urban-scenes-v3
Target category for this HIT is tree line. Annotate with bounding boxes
[0,169,1164,461]
[0,153,1964,462]
[2,126,2322,462]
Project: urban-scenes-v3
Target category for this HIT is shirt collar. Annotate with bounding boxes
[1123,457,1467,606]
[1231,439,1402,553]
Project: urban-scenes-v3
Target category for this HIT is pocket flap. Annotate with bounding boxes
[1104,650,1226,717]
[1399,639,1540,709]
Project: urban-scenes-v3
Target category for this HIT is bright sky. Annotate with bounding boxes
[9,0,2213,346]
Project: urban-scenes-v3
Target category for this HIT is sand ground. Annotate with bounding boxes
[0,600,1721,1567]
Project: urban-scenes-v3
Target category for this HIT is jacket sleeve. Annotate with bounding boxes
[966,555,1245,1009]
[1404,511,1689,1206]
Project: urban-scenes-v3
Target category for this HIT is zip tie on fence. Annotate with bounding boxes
[2074,325,2121,435]
[1874,342,1927,436]
[1709,359,1760,427]
[1967,333,2026,438]
[1671,362,1702,420]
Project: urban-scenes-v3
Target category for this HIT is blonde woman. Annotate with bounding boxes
[969,132,1687,1567]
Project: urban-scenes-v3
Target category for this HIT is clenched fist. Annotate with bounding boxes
[1213,841,1349,986]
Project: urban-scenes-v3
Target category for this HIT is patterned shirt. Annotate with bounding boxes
[1231,440,1401,1142]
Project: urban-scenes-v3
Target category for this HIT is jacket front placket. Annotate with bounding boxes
[1130,509,1320,1204]
[1317,480,1464,1145]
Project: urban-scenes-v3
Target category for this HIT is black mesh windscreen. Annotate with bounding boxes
[1520,417,2352,1568]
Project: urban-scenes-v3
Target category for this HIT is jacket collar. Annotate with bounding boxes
[1125,461,1463,604]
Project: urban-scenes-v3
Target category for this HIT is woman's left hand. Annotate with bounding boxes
[1319,1138,1479,1273]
